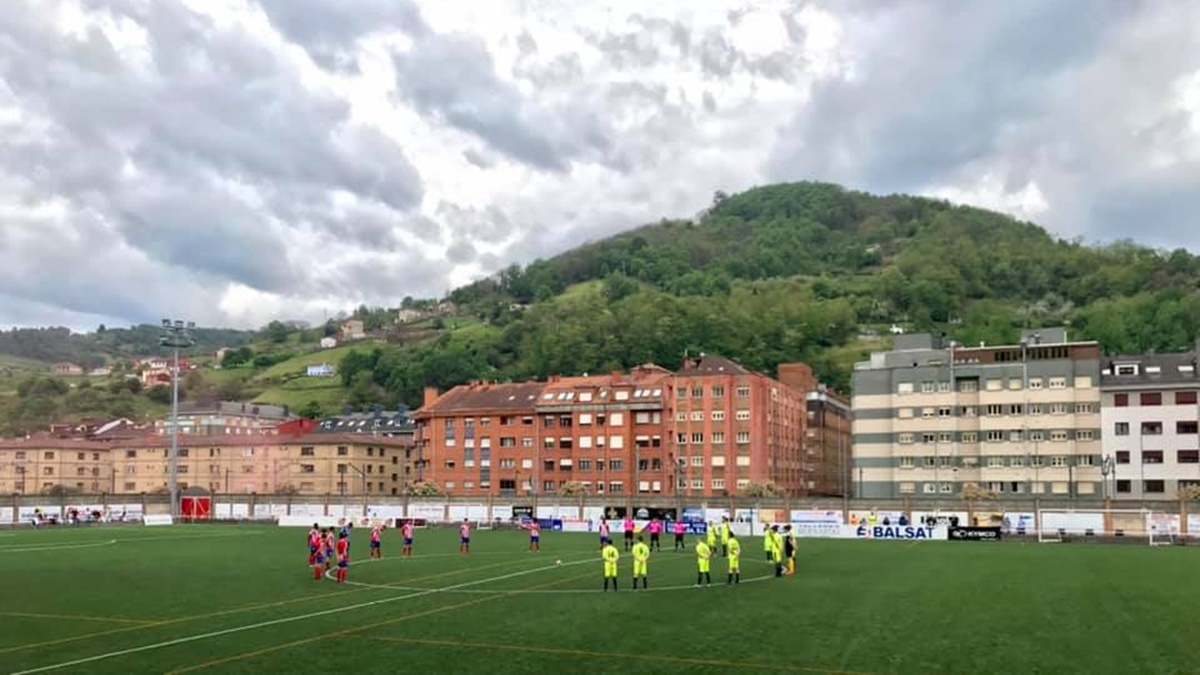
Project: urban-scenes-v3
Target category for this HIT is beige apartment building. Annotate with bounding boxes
[0,433,414,496]
[852,328,1103,500]
[0,439,113,495]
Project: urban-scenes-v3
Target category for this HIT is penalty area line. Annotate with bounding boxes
[7,556,595,675]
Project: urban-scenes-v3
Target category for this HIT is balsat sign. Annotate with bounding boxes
[855,525,940,540]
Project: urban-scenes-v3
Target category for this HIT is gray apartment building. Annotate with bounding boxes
[852,328,1103,500]
[1100,346,1200,500]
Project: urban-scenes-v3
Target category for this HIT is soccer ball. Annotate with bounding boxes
[555,559,562,566]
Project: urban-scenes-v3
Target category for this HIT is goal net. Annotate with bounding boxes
[1036,509,1178,544]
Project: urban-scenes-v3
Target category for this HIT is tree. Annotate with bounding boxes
[146,385,178,405]
[1180,484,1200,502]
[402,482,442,496]
[559,481,590,497]
[297,400,323,420]
[961,483,998,524]
[740,481,785,498]
[265,321,291,343]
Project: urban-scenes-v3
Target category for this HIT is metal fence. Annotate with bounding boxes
[2,492,1195,529]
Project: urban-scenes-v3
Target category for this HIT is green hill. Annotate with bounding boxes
[6,181,1200,424]
[335,182,1200,408]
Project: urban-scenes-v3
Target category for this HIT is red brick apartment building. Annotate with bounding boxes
[415,356,851,498]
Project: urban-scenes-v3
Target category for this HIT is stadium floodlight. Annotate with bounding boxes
[160,318,197,519]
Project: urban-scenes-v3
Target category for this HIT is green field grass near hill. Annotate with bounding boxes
[1,526,1198,674]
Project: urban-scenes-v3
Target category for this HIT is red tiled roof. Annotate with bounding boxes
[418,381,546,416]
[676,355,750,376]
[281,433,413,447]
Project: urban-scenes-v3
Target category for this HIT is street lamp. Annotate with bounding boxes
[160,318,196,519]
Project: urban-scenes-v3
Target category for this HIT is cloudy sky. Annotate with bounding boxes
[2,0,1198,331]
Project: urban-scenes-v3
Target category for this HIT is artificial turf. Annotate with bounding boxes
[0,524,1196,674]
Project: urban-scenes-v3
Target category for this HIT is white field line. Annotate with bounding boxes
[0,531,261,554]
[0,540,117,554]
[8,555,595,675]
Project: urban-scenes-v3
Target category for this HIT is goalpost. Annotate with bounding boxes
[1035,508,1180,545]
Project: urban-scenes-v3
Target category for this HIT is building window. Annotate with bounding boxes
[1028,404,1043,416]
[921,381,935,393]
[300,464,315,473]
[690,433,703,444]
[985,430,1004,442]
[736,432,750,444]
[987,456,1004,468]
[712,432,726,444]
[1141,422,1163,435]
[1050,456,1067,467]
[1175,391,1198,405]
[711,386,725,398]
[1007,404,1023,416]
[921,408,935,419]
[676,412,687,422]
[1048,377,1067,389]
[689,411,704,421]
[897,383,914,395]
[711,411,726,422]
[986,379,1002,391]
[711,479,726,490]
[899,457,915,469]
[1116,479,1131,493]
[922,433,936,444]
[938,406,952,418]
[1028,378,1043,390]
[1049,403,1069,415]
[1075,403,1096,414]
[1049,430,1068,442]
[938,381,951,392]
[898,433,914,444]
[1143,450,1163,464]
[300,446,315,457]
[1140,392,1163,406]
[1114,422,1130,436]
[938,432,953,443]
[962,432,978,443]
[1177,450,1199,464]
[985,404,1003,417]
[1076,430,1095,442]
[735,410,750,422]
[1177,421,1198,435]
[1114,393,1129,407]
[958,380,978,393]
[1144,480,1165,493]
[1009,378,1023,390]
[1029,431,1045,442]
[1009,430,1023,443]
[1116,451,1130,464]
[736,387,750,398]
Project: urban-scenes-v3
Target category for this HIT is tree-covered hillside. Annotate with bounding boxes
[333,182,1200,409]
[0,325,256,368]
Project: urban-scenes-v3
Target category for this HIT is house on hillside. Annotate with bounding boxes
[319,336,338,349]
[53,363,83,376]
[89,366,112,377]
[396,309,425,324]
[306,363,337,378]
[341,320,365,340]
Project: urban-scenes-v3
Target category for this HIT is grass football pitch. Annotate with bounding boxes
[1,524,1197,674]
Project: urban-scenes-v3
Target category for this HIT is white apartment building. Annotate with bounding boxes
[1101,351,1200,499]
[853,328,1103,500]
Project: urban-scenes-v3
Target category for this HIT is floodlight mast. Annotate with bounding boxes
[160,319,196,519]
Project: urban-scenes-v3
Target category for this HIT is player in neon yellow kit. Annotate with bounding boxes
[726,532,741,584]
[631,535,650,589]
[695,537,713,587]
[602,541,620,592]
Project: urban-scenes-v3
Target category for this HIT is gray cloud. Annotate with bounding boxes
[2,0,1199,331]
[255,0,426,71]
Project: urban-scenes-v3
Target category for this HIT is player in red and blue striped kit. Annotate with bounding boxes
[308,525,324,580]
[459,519,471,554]
[402,520,415,557]
[369,524,383,559]
[335,531,350,583]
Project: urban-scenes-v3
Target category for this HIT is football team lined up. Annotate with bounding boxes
[307,516,798,587]
[596,516,797,591]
